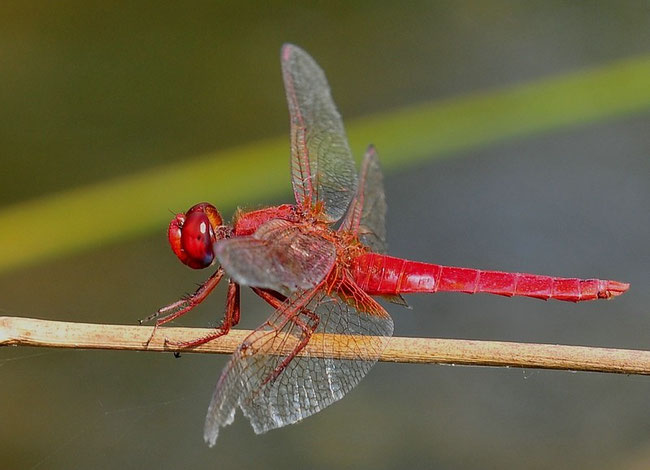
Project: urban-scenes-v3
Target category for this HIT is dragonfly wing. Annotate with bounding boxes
[339,145,388,253]
[204,285,393,446]
[282,44,358,222]
[214,219,336,292]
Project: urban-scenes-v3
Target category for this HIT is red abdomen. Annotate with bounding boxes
[352,253,629,302]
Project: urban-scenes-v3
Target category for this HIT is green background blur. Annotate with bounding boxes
[1,2,649,469]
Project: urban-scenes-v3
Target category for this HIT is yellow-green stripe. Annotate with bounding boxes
[1,55,649,273]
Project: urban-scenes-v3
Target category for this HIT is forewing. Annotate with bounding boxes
[203,286,393,446]
[214,219,336,292]
[282,44,358,222]
[339,145,388,253]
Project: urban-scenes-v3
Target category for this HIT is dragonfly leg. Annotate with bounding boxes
[252,288,319,325]
[279,318,321,385]
[253,286,321,319]
[252,287,288,308]
[140,267,225,346]
[266,312,319,384]
[167,280,241,349]
[251,288,321,383]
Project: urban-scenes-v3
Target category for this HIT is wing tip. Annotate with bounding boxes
[281,43,292,60]
[281,43,301,62]
[203,430,218,448]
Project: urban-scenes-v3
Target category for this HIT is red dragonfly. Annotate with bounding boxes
[147,44,629,446]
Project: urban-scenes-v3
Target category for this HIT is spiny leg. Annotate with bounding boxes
[254,286,320,321]
[140,267,225,346]
[168,280,241,349]
[253,288,319,326]
[266,309,319,385]
[252,287,287,308]
[252,288,320,384]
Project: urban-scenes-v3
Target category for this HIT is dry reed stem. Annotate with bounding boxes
[1,316,648,375]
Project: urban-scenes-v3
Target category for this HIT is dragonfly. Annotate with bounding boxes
[146,44,629,446]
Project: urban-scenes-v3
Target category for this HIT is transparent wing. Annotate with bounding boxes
[282,43,358,222]
[214,219,336,292]
[204,282,393,446]
[339,145,388,253]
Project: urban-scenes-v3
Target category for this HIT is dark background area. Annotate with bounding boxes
[1,2,648,469]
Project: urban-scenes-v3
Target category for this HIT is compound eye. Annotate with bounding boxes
[168,203,223,269]
[179,211,216,269]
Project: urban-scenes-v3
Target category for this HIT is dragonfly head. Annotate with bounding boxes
[168,203,225,269]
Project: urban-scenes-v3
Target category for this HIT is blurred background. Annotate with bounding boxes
[1,1,649,469]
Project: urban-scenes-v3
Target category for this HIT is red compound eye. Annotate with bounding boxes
[168,203,223,269]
